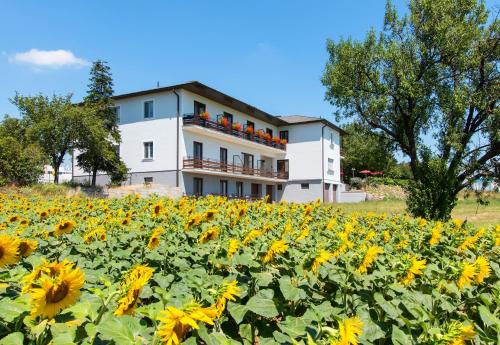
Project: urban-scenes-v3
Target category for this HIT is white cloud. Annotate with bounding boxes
[10,49,89,68]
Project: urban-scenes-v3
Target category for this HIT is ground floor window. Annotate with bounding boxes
[277,184,283,191]
[220,180,228,196]
[144,177,153,184]
[194,177,203,196]
[301,183,309,189]
[236,181,243,197]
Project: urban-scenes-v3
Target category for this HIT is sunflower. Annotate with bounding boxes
[296,226,310,241]
[331,316,364,345]
[311,250,335,274]
[54,220,76,236]
[18,239,37,257]
[152,203,164,217]
[357,246,383,274]
[444,322,476,345]
[115,265,154,316]
[204,209,218,221]
[30,266,85,318]
[198,227,219,244]
[401,257,426,286]
[429,222,442,245]
[21,259,74,294]
[214,280,240,317]
[262,240,288,263]
[0,235,20,267]
[473,257,491,284]
[457,262,476,290]
[147,227,164,249]
[226,239,240,258]
[185,214,202,229]
[243,229,262,246]
[157,303,216,345]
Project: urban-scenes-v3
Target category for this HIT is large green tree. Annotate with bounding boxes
[12,94,84,184]
[0,117,46,186]
[77,60,125,186]
[342,122,397,181]
[322,0,499,220]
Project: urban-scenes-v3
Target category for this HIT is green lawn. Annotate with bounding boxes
[336,196,500,228]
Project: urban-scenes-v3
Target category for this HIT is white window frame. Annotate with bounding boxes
[143,99,155,119]
[143,141,154,160]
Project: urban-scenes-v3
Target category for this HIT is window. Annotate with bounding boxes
[194,177,203,196]
[143,141,154,159]
[220,148,227,171]
[330,132,334,145]
[266,128,273,138]
[144,177,153,184]
[328,158,334,172]
[194,142,203,168]
[144,101,154,119]
[246,120,254,130]
[279,130,289,142]
[223,112,233,126]
[277,159,289,179]
[110,106,121,123]
[194,101,206,116]
[277,184,283,191]
[301,183,309,190]
[242,153,254,174]
[236,181,243,197]
[220,180,228,196]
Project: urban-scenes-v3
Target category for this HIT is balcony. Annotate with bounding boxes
[183,114,286,152]
[183,157,289,182]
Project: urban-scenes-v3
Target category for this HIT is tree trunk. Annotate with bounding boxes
[53,165,60,184]
[91,168,97,187]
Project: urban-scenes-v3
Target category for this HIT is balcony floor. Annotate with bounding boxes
[183,124,286,156]
[182,168,287,183]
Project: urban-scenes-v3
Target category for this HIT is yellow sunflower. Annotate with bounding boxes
[311,250,335,274]
[54,220,76,236]
[401,257,426,286]
[357,246,383,274]
[214,280,241,317]
[157,303,216,345]
[18,239,38,257]
[457,262,476,290]
[115,265,154,316]
[0,235,20,267]
[30,266,85,318]
[473,257,491,284]
[147,227,164,249]
[262,240,288,263]
[198,227,219,244]
[331,316,364,345]
[226,239,240,258]
[21,259,74,294]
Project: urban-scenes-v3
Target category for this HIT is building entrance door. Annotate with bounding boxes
[266,185,273,203]
[324,183,330,203]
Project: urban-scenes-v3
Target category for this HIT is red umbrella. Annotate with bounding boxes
[371,171,384,175]
[359,170,372,174]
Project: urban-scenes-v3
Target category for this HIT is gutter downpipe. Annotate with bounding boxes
[321,123,327,203]
[173,90,180,187]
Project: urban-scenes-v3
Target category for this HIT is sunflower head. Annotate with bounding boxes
[0,235,20,268]
[115,265,154,316]
[19,239,37,257]
[30,266,85,318]
[54,220,76,236]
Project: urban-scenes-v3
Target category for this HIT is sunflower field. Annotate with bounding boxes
[0,193,499,345]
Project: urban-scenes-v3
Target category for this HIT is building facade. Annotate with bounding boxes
[72,82,344,202]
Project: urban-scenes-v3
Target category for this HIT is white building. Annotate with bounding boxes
[72,82,344,202]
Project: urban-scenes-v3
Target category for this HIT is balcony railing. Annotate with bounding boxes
[183,157,289,180]
[183,114,286,151]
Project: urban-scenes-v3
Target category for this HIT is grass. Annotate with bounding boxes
[337,195,500,227]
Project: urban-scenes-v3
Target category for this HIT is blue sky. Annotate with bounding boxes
[1,0,414,121]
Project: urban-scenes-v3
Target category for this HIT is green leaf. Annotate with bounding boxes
[228,301,248,324]
[478,305,499,328]
[0,297,30,323]
[0,332,24,345]
[279,316,308,338]
[391,325,412,345]
[278,276,305,302]
[96,315,143,345]
[374,293,400,319]
[246,290,278,318]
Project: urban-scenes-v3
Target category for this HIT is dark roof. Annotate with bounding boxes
[113,81,286,126]
[278,115,346,134]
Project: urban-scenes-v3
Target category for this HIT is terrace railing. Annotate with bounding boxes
[182,114,286,151]
[183,156,289,180]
